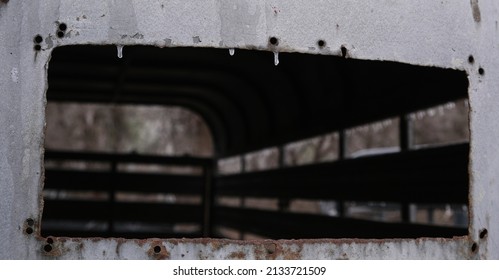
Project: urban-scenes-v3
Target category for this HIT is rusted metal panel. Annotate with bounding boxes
[0,0,498,259]
[25,236,473,260]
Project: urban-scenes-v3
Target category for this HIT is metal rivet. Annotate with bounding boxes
[264,243,276,254]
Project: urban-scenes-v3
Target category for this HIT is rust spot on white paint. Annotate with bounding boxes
[471,0,481,23]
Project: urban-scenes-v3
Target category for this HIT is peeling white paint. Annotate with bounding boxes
[452,58,464,69]
[10,67,18,83]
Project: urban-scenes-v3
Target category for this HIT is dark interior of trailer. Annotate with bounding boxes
[41,45,469,239]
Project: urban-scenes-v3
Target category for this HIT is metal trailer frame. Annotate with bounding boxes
[0,0,497,259]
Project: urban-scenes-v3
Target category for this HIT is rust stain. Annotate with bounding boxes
[282,249,300,260]
[41,237,63,258]
[148,240,169,260]
[228,251,246,259]
[253,245,265,260]
[51,236,469,246]
[115,239,123,256]
[49,236,470,259]
[264,242,276,254]
[470,0,481,23]
[260,241,279,260]
[210,241,223,251]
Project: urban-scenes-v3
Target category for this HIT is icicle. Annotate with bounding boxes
[116,45,123,59]
[273,51,279,66]
[229,48,235,56]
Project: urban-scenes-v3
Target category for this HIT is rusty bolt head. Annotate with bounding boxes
[264,242,276,254]
[148,242,169,260]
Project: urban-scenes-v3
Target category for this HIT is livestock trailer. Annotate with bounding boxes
[0,0,497,259]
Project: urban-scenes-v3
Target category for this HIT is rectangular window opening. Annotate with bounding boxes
[42,45,469,241]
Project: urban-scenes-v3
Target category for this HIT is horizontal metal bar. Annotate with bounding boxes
[44,170,203,194]
[40,229,202,239]
[45,150,214,167]
[216,144,469,204]
[214,206,467,239]
[42,200,203,224]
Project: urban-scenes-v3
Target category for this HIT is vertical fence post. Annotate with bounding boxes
[337,130,346,217]
[202,161,215,237]
[400,114,413,222]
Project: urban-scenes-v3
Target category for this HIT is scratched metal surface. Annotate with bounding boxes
[0,0,497,259]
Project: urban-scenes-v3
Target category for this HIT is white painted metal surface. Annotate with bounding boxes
[0,0,498,259]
